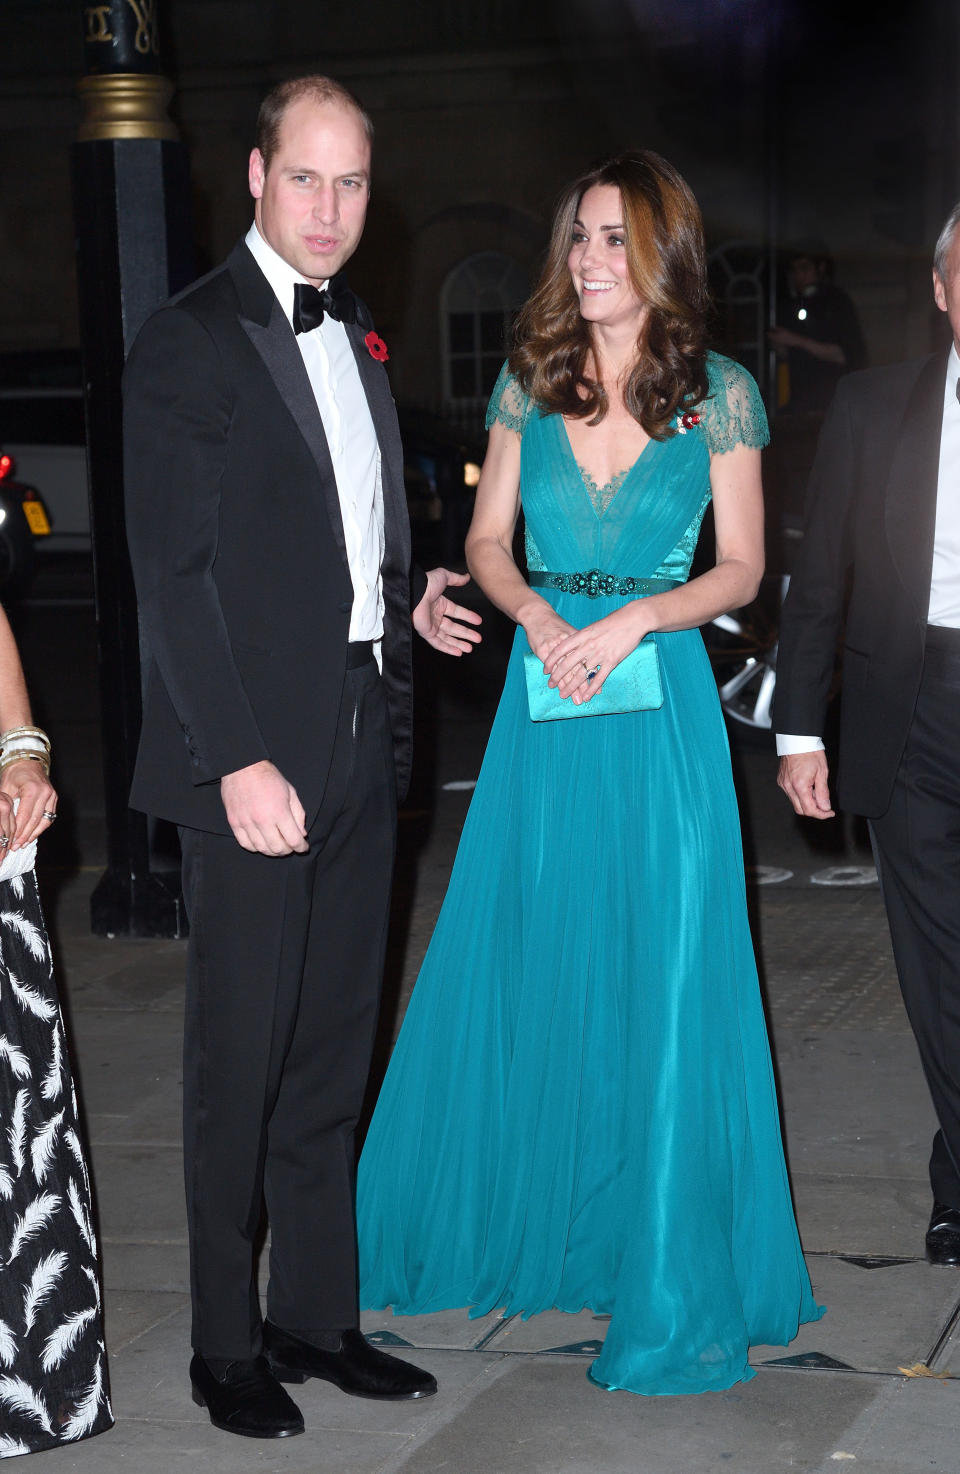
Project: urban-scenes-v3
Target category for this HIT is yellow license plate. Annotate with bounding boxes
[22,497,51,536]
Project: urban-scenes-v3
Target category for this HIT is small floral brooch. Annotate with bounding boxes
[676,411,702,434]
[364,330,389,363]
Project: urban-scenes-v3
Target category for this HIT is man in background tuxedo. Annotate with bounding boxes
[123,75,481,1439]
[775,202,960,1270]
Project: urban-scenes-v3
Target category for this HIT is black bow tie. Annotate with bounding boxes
[292,278,357,333]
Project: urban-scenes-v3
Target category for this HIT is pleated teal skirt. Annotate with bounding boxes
[357,608,823,1396]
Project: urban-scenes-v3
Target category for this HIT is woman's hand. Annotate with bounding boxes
[0,760,57,850]
[542,604,649,705]
[520,603,577,667]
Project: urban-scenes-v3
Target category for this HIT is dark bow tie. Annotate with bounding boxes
[292,278,357,333]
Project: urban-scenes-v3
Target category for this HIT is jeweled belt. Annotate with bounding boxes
[528,569,680,598]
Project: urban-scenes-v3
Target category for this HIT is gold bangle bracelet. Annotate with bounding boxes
[0,744,50,762]
[0,751,51,776]
[0,726,50,750]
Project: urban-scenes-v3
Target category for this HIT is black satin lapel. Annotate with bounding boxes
[347,324,410,571]
[885,353,946,614]
[227,239,275,325]
[241,303,349,571]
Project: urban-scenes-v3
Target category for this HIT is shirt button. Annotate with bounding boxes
[339,601,352,613]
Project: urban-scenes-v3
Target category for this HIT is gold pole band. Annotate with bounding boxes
[76,74,178,143]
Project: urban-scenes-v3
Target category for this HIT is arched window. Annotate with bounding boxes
[442,252,530,410]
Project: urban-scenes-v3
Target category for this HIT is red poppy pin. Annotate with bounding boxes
[365,330,389,363]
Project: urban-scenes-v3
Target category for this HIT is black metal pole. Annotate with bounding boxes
[73,1,195,936]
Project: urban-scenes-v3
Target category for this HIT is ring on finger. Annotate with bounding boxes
[586,663,602,681]
[42,810,57,823]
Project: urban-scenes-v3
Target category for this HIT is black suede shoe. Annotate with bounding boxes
[190,1353,305,1438]
[925,1203,960,1265]
[263,1322,437,1400]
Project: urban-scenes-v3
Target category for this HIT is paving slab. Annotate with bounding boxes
[751,1254,960,1373]
[926,1292,960,1375]
[55,939,187,1010]
[790,1171,932,1257]
[87,1143,185,1242]
[810,1375,960,1474]
[756,888,900,1029]
[477,1307,607,1356]
[17,1415,406,1473]
[773,1032,937,1180]
[386,1360,882,1474]
[360,1304,510,1350]
[103,1288,189,1352]
[69,1007,183,1139]
[97,1236,189,1295]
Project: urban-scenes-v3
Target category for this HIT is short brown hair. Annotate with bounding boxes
[255,76,374,172]
[511,151,709,438]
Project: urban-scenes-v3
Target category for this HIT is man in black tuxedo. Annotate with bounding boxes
[775,202,960,1269]
[123,75,481,1439]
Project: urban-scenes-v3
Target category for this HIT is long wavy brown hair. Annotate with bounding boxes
[510,151,710,438]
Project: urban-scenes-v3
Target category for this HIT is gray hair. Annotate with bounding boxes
[934,203,960,279]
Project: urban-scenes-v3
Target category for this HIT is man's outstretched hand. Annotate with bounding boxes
[413,568,483,656]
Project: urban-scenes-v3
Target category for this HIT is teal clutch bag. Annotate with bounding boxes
[523,638,663,721]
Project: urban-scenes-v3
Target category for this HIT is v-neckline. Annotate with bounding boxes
[557,416,654,519]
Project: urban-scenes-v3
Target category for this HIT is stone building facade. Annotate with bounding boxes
[2,0,958,425]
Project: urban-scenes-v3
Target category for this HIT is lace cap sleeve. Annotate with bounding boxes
[698,353,769,454]
[485,361,535,436]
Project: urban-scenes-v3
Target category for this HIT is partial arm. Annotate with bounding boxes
[771,385,860,819]
[124,309,304,855]
[772,384,856,739]
[124,308,271,783]
[0,607,56,848]
[465,420,575,661]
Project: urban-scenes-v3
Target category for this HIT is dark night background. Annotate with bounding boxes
[2,0,957,421]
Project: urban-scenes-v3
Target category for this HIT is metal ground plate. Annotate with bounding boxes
[755,887,904,1033]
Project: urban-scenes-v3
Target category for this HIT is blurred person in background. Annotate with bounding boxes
[770,241,866,413]
[776,202,960,1270]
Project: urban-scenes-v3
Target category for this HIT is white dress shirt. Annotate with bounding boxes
[928,342,960,625]
[776,344,960,756]
[245,222,384,645]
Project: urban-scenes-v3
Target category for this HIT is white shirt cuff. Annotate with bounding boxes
[775,733,826,756]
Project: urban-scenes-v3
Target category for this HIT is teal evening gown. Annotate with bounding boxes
[357,353,823,1395]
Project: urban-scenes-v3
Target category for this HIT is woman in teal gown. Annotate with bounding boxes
[357,150,822,1396]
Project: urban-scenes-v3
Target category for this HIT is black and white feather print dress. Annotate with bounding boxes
[0,844,113,1456]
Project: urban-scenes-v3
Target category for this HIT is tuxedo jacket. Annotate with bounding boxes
[774,349,948,818]
[123,239,420,835]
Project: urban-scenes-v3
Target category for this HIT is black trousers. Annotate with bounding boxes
[179,662,397,1359]
[870,627,960,1209]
